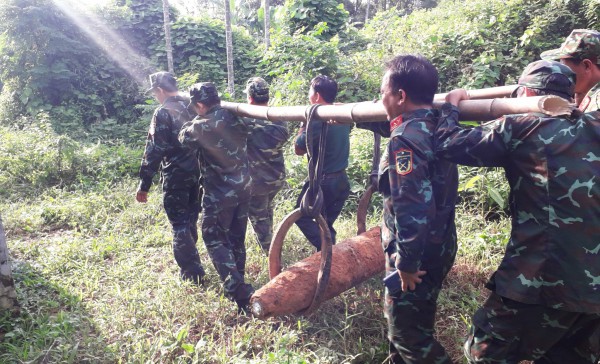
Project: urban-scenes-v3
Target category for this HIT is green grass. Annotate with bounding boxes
[0,177,510,363]
[0,123,513,363]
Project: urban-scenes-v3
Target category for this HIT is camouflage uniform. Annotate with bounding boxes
[244,78,290,251]
[364,109,459,364]
[541,29,600,112]
[139,72,204,282]
[179,82,254,306]
[436,61,600,363]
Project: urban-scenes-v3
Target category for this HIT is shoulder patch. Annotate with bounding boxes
[394,148,413,175]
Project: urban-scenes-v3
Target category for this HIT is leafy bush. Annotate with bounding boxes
[357,0,596,91]
[0,0,143,137]
[0,120,140,200]
[284,0,350,40]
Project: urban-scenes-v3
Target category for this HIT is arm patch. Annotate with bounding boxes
[395,148,413,175]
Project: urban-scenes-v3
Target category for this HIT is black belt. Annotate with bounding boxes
[322,169,346,179]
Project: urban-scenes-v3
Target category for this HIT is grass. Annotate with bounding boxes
[0,176,510,363]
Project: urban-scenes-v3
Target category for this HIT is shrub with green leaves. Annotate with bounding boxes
[0,120,140,200]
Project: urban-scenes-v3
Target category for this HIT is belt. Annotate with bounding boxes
[322,169,347,179]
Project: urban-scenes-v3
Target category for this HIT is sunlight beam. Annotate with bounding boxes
[51,0,154,86]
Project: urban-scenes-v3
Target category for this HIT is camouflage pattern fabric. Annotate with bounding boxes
[436,104,600,314]
[163,185,205,281]
[379,108,459,364]
[246,117,289,251]
[179,105,254,303]
[248,189,279,251]
[465,292,600,363]
[138,95,204,281]
[541,29,600,64]
[437,104,600,362]
[580,82,600,112]
[139,95,200,192]
[514,60,575,98]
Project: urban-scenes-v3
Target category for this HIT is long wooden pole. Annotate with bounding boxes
[222,94,573,123]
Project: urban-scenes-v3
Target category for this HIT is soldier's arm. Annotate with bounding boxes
[435,101,511,167]
[138,109,172,193]
[178,118,205,149]
[389,134,434,278]
[356,121,391,138]
[294,123,308,155]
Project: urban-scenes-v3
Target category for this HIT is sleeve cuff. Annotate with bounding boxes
[138,179,152,192]
[395,254,419,273]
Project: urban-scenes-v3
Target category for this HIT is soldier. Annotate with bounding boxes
[369,55,459,364]
[294,75,352,251]
[541,29,600,112]
[179,82,254,312]
[244,77,289,253]
[437,61,600,363]
[136,71,205,284]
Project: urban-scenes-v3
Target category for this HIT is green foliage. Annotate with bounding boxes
[284,0,350,40]
[0,0,143,137]
[157,18,261,92]
[358,0,595,91]
[0,120,140,201]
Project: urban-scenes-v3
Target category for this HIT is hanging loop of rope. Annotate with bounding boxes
[267,104,333,315]
[357,132,381,234]
[299,104,327,218]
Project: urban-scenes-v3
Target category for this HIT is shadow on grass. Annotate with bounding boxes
[0,260,116,364]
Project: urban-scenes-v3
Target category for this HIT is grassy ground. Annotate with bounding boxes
[0,177,510,363]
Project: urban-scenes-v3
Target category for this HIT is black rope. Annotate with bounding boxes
[369,132,381,191]
[300,105,328,218]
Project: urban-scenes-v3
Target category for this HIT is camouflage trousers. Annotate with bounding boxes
[383,253,455,364]
[465,291,600,364]
[163,185,205,282]
[294,171,350,251]
[248,188,281,252]
[201,194,253,303]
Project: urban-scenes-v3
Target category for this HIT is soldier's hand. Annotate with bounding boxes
[136,190,148,203]
[399,269,427,291]
[445,89,469,106]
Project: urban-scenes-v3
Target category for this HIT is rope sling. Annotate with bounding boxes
[268,105,333,314]
[356,132,381,234]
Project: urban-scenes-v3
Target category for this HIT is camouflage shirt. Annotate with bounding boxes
[579,81,600,112]
[437,103,600,313]
[379,109,458,273]
[178,105,252,205]
[138,95,200,192]
[245,118,289,195]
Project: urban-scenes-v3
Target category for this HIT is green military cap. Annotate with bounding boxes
[513,60,575,98]
[189,82,219,104]
[244,77,270,99]
[146,71,177,93]
[541,29,600,64]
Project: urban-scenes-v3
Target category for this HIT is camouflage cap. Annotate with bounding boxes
[146,71,177,93]
[189,82,219,104]
[244,77,270,99]
[541,29,600,64]
[515,60,575,98]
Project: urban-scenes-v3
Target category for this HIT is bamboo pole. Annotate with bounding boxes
[222,95,572,123]
[434,85,518,101]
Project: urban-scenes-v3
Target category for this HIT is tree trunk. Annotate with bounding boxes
[224,0,235,97]
[0,216,18,311]
[264,0,270,48]
[162,0,174,73]
[365,0,370,23]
